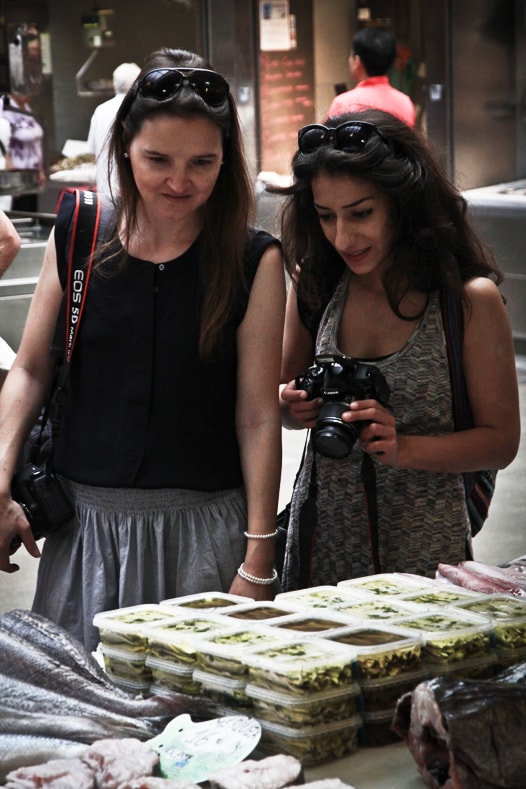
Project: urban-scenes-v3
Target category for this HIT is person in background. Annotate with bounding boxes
[0,48,285,651]
[87,61,141,202]
[0,93,46,212]
[326,28,416,128]
[278,110,519,591]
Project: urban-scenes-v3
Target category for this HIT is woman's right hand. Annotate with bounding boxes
[280,380,323,429]
[0,493,40,572]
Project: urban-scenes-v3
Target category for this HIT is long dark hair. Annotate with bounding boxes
[277,109,502,321]
[104,48,254,358]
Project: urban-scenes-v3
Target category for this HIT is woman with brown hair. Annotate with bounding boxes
[0,48,285,650]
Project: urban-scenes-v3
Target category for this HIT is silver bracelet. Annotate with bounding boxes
[243,529,278,540]
[237,563,278,586]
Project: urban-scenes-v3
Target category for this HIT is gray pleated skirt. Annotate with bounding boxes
[31,479,248,652]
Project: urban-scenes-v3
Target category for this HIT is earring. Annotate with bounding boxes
[124,152,129,158]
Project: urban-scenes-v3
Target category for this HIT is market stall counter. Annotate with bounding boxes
[305,742,426,787]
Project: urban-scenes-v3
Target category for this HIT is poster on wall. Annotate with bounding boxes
[258,0,314,174]
[259,0,291,51]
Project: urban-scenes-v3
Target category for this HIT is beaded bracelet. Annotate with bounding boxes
[243,529,278,540]
[237,563,278,586]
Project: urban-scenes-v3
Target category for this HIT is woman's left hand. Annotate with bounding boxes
[342,399,399,465]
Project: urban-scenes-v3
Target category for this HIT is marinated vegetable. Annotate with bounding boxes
[395,613,492,664]
[258,716,361,765]
[330,627,422,679]
[242,641,356,694]
[246,682,360,726]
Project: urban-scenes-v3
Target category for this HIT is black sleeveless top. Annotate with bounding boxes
[52,194,280,490]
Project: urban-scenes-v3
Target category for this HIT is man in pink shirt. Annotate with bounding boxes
[327,28,416,128]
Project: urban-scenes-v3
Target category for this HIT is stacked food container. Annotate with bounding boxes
[453,593,526,670]
[92,604,186,693]
[92,573,523,766]
[241,638,362,765]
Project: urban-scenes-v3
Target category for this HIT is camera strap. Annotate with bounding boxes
[360,451,381,573]
[31,190,102,460]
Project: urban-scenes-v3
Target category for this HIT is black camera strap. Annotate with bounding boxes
[360,451,381,573]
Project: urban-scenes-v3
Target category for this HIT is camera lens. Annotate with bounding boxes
[313,401,361,459]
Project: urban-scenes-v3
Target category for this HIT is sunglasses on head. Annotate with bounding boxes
[137,67,230,107]
[298,121,386,155]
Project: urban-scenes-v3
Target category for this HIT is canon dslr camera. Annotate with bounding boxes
[296,354,390,459]
[10,464,74,553]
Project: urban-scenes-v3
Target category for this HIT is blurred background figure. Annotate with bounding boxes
[326,28,416,128]
[87,61,141,201]
[0,93,46,212]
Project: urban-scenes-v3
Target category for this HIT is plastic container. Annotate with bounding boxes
[105,673,152,696]
[455,593,526,650]
[146,655,202,694]
[143,613,233,664]
[357,668,428,712]
[333,597,425,623]
[159,591,249,611]
[337,573,435,598]
[424,652,497,680]
[92,604,178,652]
[256,714,362,765]
[326,624,423,679]
[192,667,251,709]
[275,585,367,611]
[398,585,481,607]
[194,626,292,679]
[99,643,153,684]
[269,610,359,638]
[393,609,494,665]
[242,638,357,695]
[245,680,361,727]
[221,601,299,623]
[360,709,401,747]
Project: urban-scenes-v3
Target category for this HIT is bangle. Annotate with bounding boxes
[244,529,278,540]
[237,563,278,586]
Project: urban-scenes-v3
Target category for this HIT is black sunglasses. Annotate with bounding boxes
[298,121,386,155]
[137,67,230,107]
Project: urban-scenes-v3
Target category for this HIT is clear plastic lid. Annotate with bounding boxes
[337,573,435,597]
[269,610,361,637]
[193,667,248,693]
[193,625,293,674]
[146,654,196,677]
[455,593,526,619]
[144,613,234,663]
[93,604,181,651]
[245,679,361,705]
[275,585,369,610]
[221,601,299,622]
[159,591,249,610]
[398,585,482,607]
[333,597,426,622]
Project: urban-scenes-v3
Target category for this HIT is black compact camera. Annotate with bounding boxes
[296,354,391,459]
[10,464,74,553]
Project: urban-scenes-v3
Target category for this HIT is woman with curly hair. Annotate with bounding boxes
[278,109,519,590]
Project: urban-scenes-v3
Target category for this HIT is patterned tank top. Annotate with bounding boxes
[281,270,470,591]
